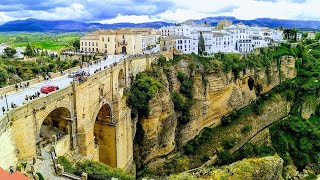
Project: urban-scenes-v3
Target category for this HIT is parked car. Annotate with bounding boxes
[40,85,59,94]
[68,69,89,78]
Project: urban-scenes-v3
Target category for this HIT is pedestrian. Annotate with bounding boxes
[37,91,40,97]
[15,84,18,91]
[27,82,29,87]
[29,96,32,100]
[11,102,14,108]
[2,107,5,113]
[0,94,3,99]
[32,95,35,99]
[9,166,14,174]
[25,95,28,101]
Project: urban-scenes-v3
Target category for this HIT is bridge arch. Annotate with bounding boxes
[93,102,117,167]
[39,107,72,153]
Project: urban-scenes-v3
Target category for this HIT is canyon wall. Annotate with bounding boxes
[135,56,296,167]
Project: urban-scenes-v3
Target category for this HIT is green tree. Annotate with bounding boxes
[198,32,205,55]
[24,43,35,57]
[0,68,8,87]
[73,39,80,50]
[3,47,17,58]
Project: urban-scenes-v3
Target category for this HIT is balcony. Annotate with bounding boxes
[119,40,128,45]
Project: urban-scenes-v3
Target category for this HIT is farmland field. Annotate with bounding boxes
[0,32,82,50]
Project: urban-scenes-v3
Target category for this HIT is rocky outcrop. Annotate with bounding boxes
[170,156,284,180]
[135,56,296,167]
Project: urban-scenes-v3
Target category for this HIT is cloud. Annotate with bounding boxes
[0,0,319,24]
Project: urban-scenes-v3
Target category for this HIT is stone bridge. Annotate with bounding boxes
[0,54,159,170]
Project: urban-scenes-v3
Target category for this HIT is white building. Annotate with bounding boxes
[160,36,192,54]
[160,22,285,55]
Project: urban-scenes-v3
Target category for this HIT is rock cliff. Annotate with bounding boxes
[169,156,284,180]
[134,56,296,169]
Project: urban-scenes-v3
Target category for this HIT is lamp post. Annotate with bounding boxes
[4,94,9,111]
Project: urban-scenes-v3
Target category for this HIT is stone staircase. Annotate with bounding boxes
[34,146,71,180]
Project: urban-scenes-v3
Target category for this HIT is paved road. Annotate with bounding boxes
[0,55,125,116]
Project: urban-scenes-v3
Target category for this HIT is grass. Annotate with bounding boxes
[0,32,81,50]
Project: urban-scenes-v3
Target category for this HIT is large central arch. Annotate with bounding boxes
[94,103,117,167]
[39,107,72,155]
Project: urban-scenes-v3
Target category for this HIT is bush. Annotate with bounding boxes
[127,72,163,118]
[36,172,44,180]
[222,138,236,149]
[58,156,74,173]
[241,125,253,134]
[74,161,134,180]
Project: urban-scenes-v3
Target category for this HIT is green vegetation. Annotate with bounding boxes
[36,172,45,180]
[58,156,134,180]
[172,71,194,125]
[0,32,81,50]
[198,32,205,55]
[127,71,163,119]
[3,47,16,58]
[0,55,80,87]
[270,115,320,169]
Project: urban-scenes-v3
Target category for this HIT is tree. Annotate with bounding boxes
[73,39,80,50]
[24,43,35,57]
[3,47,17,58]
[198,32,205,55]
[0,68,8,87]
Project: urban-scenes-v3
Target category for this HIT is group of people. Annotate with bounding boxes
[44,74,52,81]
[15,82,30,92]
[75,71,90,83]
[25,91,41,101]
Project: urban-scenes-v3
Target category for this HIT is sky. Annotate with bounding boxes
[0,0,319,24]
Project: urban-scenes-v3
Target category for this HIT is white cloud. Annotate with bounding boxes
[98,15,156,24]
[0,0,320,24]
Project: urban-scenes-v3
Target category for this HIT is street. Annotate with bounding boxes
[0,55,124,116]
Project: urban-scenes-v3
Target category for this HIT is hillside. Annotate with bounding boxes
[1,17,320,32]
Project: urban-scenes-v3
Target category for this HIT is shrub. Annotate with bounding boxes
[58,156,74,173]
[127,72,163,118]
[36,172,44,180]
[222,138,236,149]
[74,161,134,180]
[241,125,253,134]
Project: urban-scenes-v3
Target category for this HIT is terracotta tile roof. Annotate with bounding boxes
[0,168,29,180]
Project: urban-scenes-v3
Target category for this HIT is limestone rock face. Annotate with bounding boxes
[136,87,177,164]
[203,156,284,180]
[135,57,296,166]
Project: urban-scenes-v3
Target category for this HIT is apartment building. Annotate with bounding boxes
[80,28,160,55]
[160,36,192,54]
[160,22,285,55]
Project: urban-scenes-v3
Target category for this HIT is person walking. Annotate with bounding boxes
[2,107,5,113]
[25,95,28,101]
[15,84,18,91]
[9,166,14,174]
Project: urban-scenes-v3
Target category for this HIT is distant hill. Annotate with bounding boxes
[0,19,172,32]
[196,16,320,31]
[0,17,319,32]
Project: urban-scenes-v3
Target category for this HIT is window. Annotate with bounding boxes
[123,35,125,39]
[88,42,91,46]
[108,37,110,42]
[96,42,98,46]
[102,37,104,42]
[85,42,87,46]
[105,44,107,48]
[81,42,83,46]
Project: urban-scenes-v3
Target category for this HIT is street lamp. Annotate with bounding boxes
[4,94,9,111]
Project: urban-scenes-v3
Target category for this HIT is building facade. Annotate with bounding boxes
[80,28,160,55]
[160,22,285,55]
